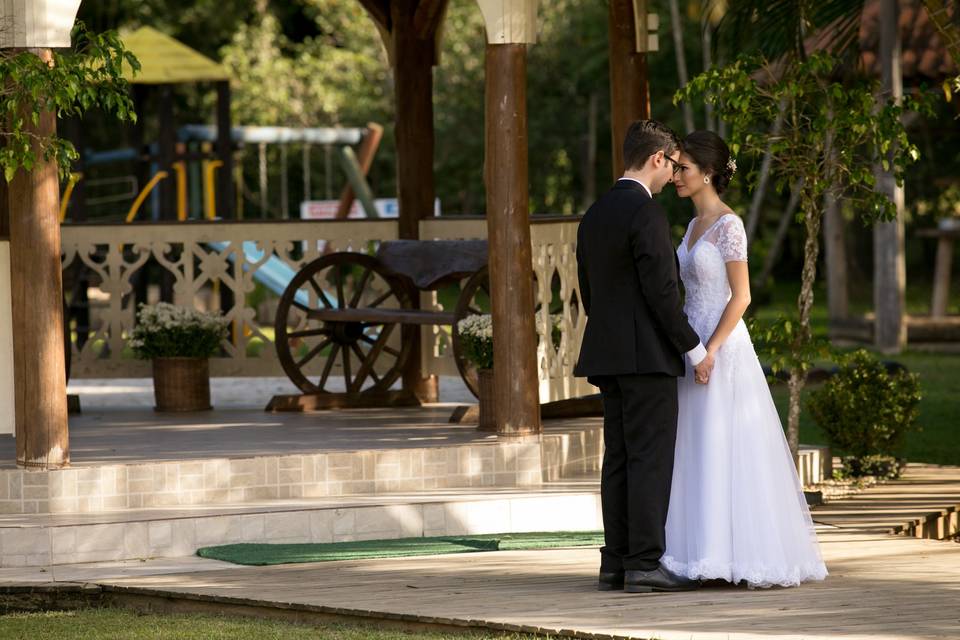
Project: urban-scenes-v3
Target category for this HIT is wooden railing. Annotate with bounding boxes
[61,216,590,402]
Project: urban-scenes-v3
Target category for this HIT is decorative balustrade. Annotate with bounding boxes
[61,216,589,402]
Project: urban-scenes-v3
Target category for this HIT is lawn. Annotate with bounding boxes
[755,280,960,467]
[0,608,530,640]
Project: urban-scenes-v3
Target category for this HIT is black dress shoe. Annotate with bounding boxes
[624,565,700,593]
[598,570,625,591]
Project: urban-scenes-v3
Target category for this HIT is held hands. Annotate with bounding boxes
[694,351,715,385]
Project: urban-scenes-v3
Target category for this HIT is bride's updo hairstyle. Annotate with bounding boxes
[682,130,735,195]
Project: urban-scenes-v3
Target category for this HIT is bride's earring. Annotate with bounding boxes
[704,176,710,184]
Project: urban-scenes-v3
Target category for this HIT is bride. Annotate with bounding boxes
[664,130,828,588]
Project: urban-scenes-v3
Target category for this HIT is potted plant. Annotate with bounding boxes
[456,314,495,431]
[129,302,229,412]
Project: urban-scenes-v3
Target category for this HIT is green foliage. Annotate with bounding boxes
[807,350,922,467]
[747,314,832,380]
[835,454,904,481]
[129,303,229,359]
[0,23,138,182]
[676,53,928,226]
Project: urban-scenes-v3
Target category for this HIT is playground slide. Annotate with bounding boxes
[207,241,309,308]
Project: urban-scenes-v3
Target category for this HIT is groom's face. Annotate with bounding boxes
[649,149,681,194]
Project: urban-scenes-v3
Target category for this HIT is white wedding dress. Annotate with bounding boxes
[662,213,828,588]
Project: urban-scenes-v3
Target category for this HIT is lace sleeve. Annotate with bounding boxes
[717,215,748,262]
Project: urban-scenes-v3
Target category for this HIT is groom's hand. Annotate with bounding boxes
[694,353,715,384]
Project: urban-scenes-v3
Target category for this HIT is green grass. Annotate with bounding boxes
[751,279,960,466]
[770,350,960,467]
[0,608,532,640]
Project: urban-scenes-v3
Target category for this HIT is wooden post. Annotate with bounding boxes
[388,0,445,403]
[874,0,906,352]
[484,43,541,436]
[7,49,69,468]
[215,81,234,220]
[608,0,651,178]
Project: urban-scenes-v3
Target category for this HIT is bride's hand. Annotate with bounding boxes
[694,352,715,384]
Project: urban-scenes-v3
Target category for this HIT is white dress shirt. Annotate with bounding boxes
[619,176,707,367]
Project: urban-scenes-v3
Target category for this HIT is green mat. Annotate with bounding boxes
[197,531,605,566]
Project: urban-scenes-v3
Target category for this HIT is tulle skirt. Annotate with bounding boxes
[662,321,828,588]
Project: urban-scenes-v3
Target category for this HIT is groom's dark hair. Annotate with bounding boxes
[622,120,681,171]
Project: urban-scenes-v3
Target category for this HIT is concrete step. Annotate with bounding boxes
[0,487,603,567]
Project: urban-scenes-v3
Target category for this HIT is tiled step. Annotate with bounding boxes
[0,488,602,567]
[0,428,603,515]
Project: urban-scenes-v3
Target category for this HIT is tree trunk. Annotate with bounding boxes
[823,185,848,321]
[745,104,787,244]
[786,201,823,460]
[581,91,598,211]
[874,0,906,352]
[701,13,715,131]
[668,0,695,133]
[754,179,802,289]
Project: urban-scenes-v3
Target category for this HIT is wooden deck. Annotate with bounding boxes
[79,464,960,640]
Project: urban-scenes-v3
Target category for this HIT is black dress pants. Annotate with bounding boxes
[594,373,679,572]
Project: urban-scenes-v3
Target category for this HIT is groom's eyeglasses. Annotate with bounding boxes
[664,155,683,175]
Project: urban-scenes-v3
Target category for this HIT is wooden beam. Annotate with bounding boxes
[358,0,392,31]
[7,49,69,469]
[391,0,440,403]
[484,43,541,436]
[608,0,650,178]
[413,0,448,41]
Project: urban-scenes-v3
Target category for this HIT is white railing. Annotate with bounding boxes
[61,216,590,402]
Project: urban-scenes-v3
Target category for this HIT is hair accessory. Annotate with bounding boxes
[726,158,737,175]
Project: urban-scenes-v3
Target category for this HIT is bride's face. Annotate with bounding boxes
[673,152,708,199]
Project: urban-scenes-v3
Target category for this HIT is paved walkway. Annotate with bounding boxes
[1,465,957,639]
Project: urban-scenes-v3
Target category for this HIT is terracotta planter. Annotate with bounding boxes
[477,368,496,432]
[152,357,211,412]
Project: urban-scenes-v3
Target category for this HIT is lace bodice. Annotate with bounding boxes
[677,214,748,339]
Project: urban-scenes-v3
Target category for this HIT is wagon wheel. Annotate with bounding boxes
[275,252,414,395]
[451,267,491,399]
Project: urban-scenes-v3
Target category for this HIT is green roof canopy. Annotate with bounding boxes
[121,26,230,84]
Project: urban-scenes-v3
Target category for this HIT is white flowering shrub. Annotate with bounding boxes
[456,314,493,370]
[129,303,229,360]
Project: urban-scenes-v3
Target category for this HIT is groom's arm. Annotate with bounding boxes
[630,202,704,363]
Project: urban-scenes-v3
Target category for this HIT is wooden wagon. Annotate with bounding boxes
[271,239,492,406]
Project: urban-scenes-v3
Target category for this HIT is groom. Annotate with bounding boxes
[575,120,713,593]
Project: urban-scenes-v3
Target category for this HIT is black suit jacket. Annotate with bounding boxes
[574,180,701,381]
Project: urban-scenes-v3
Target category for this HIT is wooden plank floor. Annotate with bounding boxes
[99,530,960,640]
[92,464,960,640]
[813,464,960,538]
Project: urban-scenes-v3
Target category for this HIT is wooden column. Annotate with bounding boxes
[484,44,541,436]
[874,0,906,352]
[388,0,445,403]
[7,49,69,468]
[215,81,235,220]
[608,0,651,178]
